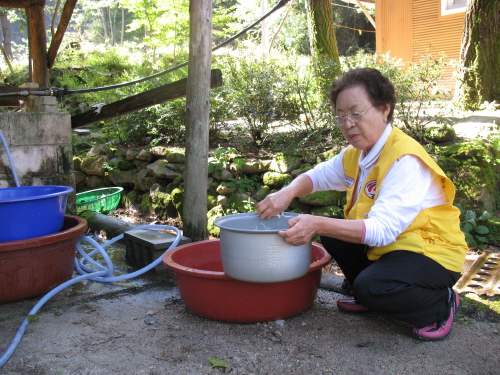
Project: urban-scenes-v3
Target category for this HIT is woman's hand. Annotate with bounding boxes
[257,190,293,219]
[257,174,314,219]
[278,214,322,246]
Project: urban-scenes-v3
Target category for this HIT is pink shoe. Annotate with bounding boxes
[337,298,370,313]
[412,290,461,341]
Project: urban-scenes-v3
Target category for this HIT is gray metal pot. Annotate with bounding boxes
[214,212,312,283]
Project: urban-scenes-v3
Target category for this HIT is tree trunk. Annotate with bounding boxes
[306,0,341,67]
[183,0,212,242]
[51,0,62,36]
[453,0,500,110]
[121,8,125,44]
[0,10,12,60]
[261,0,268,59]
[108,7,115,46]
[101,7,109,41]
[47,0,78,69]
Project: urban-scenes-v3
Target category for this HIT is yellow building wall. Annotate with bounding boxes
[375,0,466,90]
[375,0,413,63]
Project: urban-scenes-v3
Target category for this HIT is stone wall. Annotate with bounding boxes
[74,144,347,233]
[74,137,500,236]
[0,111,76,211]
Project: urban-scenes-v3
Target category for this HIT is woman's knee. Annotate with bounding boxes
[352,271,377,302]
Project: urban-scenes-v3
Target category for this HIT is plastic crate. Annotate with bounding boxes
[76,187,123,215]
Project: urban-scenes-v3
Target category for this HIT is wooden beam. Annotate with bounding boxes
[0,100,20,107]
[28,5,49,88]
[0,0,44,8]
[48,0,79,69]
[354,0,376,29]
[71,68,222,129]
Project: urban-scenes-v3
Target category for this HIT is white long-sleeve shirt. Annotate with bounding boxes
[305,125,447,247]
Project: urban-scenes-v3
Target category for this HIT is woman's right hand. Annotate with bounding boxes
[257,190,293,219]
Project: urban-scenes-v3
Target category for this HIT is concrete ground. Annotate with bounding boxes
[1,238,499,375]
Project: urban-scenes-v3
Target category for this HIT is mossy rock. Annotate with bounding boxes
[151,189,177,220]
[149,146,185,163]
[207,206,226,237]
[80,155,108,177]
[262,172,293,188]
[207,192,218,210]
[434,141,500,212]
[108,156,135,171]
[122,190,138,207]
[293,163,313,176]
[172,175,184,188]
[318,149,338,162]
[135,177,157,192]
[289,197,311,212]
[301,149,319,164]
[425,125,456,143]
[254,185,271,201]
[171,188,185,220]
[269,153,303,173]
[140,192,152,214]
[486,217,500,245]
[300,190,346,207]
[227,193,257,212]
[310,205,343,217]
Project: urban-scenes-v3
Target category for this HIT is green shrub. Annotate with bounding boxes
[455,204,491,249]
[213,52,304,147]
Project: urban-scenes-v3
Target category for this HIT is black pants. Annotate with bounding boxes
[321,235,461,328]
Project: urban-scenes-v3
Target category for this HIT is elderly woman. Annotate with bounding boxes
[257,68,467,341]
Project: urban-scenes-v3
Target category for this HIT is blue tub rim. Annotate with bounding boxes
[0,185,74,203]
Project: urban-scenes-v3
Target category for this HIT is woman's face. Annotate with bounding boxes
[335,85,391,154]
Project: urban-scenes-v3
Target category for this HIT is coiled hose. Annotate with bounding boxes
[0,225,182,368]
[0,129,182,368]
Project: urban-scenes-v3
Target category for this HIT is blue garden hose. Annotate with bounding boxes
[0,225,182,368]
[0,129,183,367]
[0,129,20,187]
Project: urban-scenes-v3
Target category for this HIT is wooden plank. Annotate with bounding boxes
[48,0,79,69]
[0,0,44,8]
[0,99,20,107]
[71,68,222,129]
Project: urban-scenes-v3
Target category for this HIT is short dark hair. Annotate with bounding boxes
[329,68,396,123]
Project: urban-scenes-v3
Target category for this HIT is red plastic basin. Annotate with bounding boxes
[0,215,88,303]
[163,240,331,323]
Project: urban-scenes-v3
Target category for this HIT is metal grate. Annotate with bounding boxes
[455,250,500,297]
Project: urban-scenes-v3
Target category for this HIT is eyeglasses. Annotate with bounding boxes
[333,106,373,127]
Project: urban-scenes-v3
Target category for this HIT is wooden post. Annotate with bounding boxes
[28,4,49,88]
[183,0,212,242]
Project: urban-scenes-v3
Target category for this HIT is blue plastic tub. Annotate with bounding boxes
[0,185,74,243]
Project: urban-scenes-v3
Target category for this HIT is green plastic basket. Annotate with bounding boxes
[76,187,123,215]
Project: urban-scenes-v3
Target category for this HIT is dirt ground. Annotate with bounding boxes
[1,255,499,375]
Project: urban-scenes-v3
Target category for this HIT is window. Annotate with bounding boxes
[442,0,469,16]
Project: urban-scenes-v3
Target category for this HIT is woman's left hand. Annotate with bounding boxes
[278,214,321,246]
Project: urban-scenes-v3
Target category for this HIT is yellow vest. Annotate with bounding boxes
[342,127,467,272]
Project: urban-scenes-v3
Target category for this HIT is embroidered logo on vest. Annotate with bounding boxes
[365,180,377,199]
[344,175,354,189]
